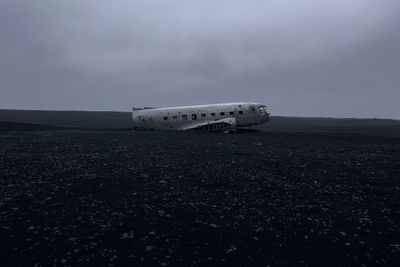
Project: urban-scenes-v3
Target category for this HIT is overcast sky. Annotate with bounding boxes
[0,0,399,118]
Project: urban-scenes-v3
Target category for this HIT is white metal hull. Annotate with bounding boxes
[132,102,269,131]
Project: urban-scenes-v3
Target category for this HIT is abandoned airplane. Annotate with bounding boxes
[132,102,269,131]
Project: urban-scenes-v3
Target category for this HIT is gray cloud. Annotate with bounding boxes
[0,0,399,118]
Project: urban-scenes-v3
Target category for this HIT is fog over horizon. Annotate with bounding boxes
[0,0,399,119]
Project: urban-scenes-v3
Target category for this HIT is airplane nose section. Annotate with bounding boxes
[258,105,269,122]
[259,112,269,123]
[265,112,270,122]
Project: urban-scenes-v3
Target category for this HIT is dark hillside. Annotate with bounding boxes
[0,121,58,131]
[0,110,131,128]
[0,110,399,133]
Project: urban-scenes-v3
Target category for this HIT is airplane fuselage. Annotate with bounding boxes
[132,102,269,131]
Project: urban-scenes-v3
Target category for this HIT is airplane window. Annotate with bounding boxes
[211,113,215,116]
[182,115,188,120]
[239,111,243,115]
[201,114,206,117]
[220,112,225,116]
[173,116,178,119]
[163,116,168,120]
[191,114,197,120]
[229,111,234,115]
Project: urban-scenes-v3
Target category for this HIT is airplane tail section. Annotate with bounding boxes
[132,107,157,112]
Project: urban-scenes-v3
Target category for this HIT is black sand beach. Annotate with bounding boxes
[1,122,399,266]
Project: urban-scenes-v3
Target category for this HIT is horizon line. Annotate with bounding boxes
[0,108,399,121]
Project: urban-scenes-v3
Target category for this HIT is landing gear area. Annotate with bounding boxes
[193,122,236,133]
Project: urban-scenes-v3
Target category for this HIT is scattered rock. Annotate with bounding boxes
[145,246,155,252]
[1,129,399,266]
[158,210,166,217]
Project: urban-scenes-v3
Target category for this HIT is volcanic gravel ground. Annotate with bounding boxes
[0,129,400,266]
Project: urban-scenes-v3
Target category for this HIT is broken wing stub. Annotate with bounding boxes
[181,117,236,131]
